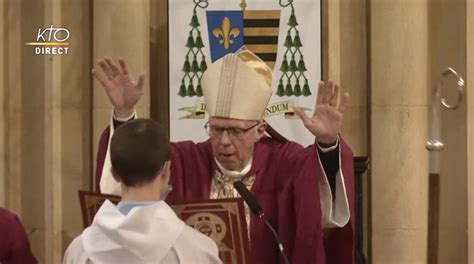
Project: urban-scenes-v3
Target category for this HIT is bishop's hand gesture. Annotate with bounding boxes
[294,81,349,145]
[92,57,145,118]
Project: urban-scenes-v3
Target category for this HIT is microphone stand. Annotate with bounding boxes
[256,212,290,264]
[233,181,290,264]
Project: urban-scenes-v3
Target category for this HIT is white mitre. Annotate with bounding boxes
[201,48,273,120]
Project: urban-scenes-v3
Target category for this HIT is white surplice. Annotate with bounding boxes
[63,200,221,264]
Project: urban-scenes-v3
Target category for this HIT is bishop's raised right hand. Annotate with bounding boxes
[92,57,145,118]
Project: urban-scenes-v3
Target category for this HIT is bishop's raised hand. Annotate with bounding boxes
[92,57,145,118]
[294,81,349,145]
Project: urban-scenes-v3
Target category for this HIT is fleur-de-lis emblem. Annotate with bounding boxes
[212,17,240,50]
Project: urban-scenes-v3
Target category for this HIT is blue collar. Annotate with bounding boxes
[116,201,156,215]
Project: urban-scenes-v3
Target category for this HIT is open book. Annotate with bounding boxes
[78,190,251,264]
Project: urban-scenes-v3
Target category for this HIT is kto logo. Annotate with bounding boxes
[25,25,70,55]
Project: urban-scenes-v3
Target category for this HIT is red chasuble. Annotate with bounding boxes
[0,208,37,264]
[95,126,355,264]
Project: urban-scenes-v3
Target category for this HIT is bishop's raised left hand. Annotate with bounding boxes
[294,81,349,145]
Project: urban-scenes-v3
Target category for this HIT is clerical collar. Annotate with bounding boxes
[214,156,253,178]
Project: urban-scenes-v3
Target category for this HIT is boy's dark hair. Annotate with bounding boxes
[110,118,170,187]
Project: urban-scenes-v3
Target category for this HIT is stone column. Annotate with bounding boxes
[324,0,369,257]
[339,0,367,156]
[2,0,24,216]
[1,0,93,262]
[150,0,169,129]
[92,0,150,190]
[60,0,92,256]
[43,1,63,261]
[370,1,429,262]
[322,0,341,84]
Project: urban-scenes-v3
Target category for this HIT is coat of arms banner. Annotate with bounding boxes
[169,0,321,146]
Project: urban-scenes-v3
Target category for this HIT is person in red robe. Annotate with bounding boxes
[92,48,354,263]
[0,208,37,264]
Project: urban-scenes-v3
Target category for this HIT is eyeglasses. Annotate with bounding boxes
[204,121,260,139]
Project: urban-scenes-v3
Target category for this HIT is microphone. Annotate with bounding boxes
[233,181,290,264]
